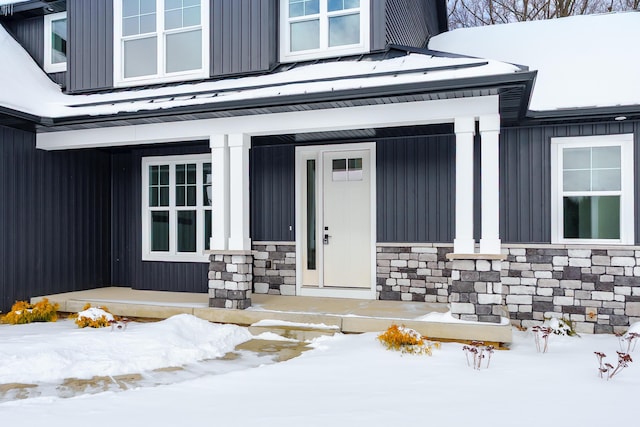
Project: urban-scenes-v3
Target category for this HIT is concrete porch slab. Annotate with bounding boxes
[32,287,512,344]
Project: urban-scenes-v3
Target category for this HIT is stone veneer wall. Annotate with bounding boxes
[377,244,640,333]
[502,247,640,334]
[376,245,452,303]
[252,242,296,295]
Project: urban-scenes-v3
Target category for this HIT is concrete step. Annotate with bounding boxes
[248,320,340,341]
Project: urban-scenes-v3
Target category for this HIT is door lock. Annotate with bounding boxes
[324,226,330,245]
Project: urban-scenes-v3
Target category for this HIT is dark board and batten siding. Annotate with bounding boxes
[67,0,113,93]
[210,0,277,77]
[4,17,66,87]
[377,135,455,243]
[0,125,111,313]
[385,0,439,48]
[250,144,295,241]
[499,120,640,244]
[250,134,456,243]
[110,143,210,293]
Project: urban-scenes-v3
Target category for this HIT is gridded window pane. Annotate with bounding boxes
[290,20,319,51]
[204,209,212,250]
[166,29,202,73]
[563,170,590,192]
[141,0,156,14]
[165,9,182,30]
[165,0,182,10]
[151,211,170,251]
[149,165,169,207]
[123,17,139,37]
[593,146,621,169]
[51,18,67,64]
[563,147,590,170]
[289,0,319,17]
[124,36,157,78]
[328,0,359,11]
[123,0,141,17]
[563,196,620,239]
[592,169,621,191]
[329,13,360,47]
[177,210,197,252]
[183,5,200,27]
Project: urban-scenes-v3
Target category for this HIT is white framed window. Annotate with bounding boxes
[551,134,634,245]
[44,12,67,73]
[142,154,212,262]
[279,0,370,62]
[114,0,209,86]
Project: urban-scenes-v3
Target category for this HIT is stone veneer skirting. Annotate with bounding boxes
[252,243,296,296]
[240,242,640,333]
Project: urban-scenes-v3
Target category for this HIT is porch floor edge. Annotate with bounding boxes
[31,287,512,344]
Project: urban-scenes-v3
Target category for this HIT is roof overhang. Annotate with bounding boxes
[35,71,537,134]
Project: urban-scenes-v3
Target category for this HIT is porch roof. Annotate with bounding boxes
[0,20,534,129]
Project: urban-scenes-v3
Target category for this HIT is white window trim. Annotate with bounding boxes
[551,133,635,245]
[279,0,370,63]
[113,0,210,87]
[141,154,211,262]
[44,12,67,73]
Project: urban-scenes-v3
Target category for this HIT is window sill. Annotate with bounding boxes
[114,69,209,88]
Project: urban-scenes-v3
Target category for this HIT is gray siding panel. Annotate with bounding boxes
[211,0,276,77]
[110,143,210,293]
[370,0,386,51]
[385,0,439,48]
[500,120,640,244]
[250,144,295,241]
[377,135,455,243]
[68,0,113,92]
[4,17,68,88]
[0,125,111,313]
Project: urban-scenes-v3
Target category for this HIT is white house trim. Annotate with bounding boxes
[453,116,476,254]
[227,134,252,251]
[36,96,500,150]
[479,114,501,254]
[209,134,229,250]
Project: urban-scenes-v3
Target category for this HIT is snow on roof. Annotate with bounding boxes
[429,12,640,112]
[0,22,521,120]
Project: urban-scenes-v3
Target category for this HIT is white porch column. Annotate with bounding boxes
[479,114,501,254]
[454,117,476,254]
[210,134,229,250]
[227,133,252,251]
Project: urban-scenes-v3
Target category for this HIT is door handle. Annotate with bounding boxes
[324,234,331,245]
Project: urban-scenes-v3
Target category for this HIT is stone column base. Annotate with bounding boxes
[447,254,505,323]
[208,252,253,309]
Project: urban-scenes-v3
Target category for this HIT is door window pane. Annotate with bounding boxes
[166,29,202,73]
[290,20,319,51]
[124,36,157,78]
[563,196,620,239]
[151,211,170,251]
[177,210,197,252]
[203,162,212,207]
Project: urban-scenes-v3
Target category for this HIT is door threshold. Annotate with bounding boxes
[298,286,376,300]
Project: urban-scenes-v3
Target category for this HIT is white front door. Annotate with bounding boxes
[296,144,376,299]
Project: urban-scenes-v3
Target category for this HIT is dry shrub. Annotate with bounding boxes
[1,298,59,324]
[74,303,115,328]
[377,324,439,356]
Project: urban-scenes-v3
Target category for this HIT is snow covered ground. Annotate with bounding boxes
[0,314,638,426]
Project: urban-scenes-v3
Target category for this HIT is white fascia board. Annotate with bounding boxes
[36,96,499,150]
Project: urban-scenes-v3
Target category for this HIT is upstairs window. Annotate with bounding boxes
[44,12,67,73]
[551,134,634,244]
[114,0,209,86]
[280,0,369,62]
